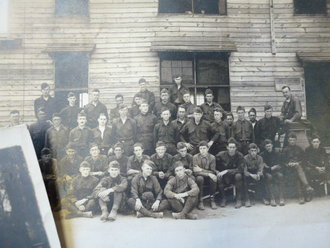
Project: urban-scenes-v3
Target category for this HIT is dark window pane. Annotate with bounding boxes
[194,0,220,14]
[196,58,229,86]
[56,0,89,15]
[196,87,230,111]
[159,0,192,13]
[294,0,327,14]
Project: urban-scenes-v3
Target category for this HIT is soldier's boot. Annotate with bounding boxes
[108,209,118,222]
[185,213,198,220]
[100,208,109,221]
[197,200,205,210]
[172,212,185,219]
[220,198,226,208]
[245,197,251,208]
[305,186,314,202]
[279,182,285,206]
[210,197,217,210]
[138,207,163,218]
[235,192,242,209]
[81,211,93,218]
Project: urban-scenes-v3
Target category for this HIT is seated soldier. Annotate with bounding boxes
[127,160,169,218]
[108,143,129,177]
[164,161,199,220]
[261,139,285,206]
[243,143,264,207]
[171,142,194,178]
[93,161,128,222]
[127,143,150,181]
[304,135,329,191]
[84,143,109,178]
[38,148,59,210]
[57,143,83,198]
[151,141,173,188]
[209,107,227,155]
[216,138,245,208]
[61,161,99,219]
[193,141,217,210]
[282,133,314,204]
[181,90,196,118]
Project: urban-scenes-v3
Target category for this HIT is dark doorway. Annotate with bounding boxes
[304,62,330,146]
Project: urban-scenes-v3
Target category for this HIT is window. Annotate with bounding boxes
[160,52,231,111]
[159,0,226,15]
[0,0,9,33]
[55,0,89,15]
[54,52,89,110]
[294,0,327,15]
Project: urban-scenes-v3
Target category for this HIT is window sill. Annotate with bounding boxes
[157,13,227,17]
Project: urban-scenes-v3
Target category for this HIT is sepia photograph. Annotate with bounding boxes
[0,0,330,247]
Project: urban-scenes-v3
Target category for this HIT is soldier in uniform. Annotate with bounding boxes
[34,83,56,121]
[134,78,156,111]
[84,144,109,179]
[233,106,254,155]
[248,108,258,140]
[45,113,69,159]
[6,110,20,127]
[171,105,188,133]
[127,143,150,181]
[69,111,93,158]
[61,161,99,219]
[135,101,158,155]
[224,112,235,140]
[181,90,196,118]
[200,89,224,122]
[193,141,218,210]
[169,75,188,105]
[280,85,302,124]
[84,89,108,128]
[180,107,215,155]
[171,142,194,178]
[108,143,129,178]
[153,108,178,155]
[216,138,245,208]
[209,107,227,155]
[109,94,124,124]
[164,161,199,220]
[111,105,137,156]
[93,161,128,221]
[150,141,173,188]
[129,93,143,118]
[92,112,112,155]
[153,88,177,120]
[59,92,81,130]
[282,133,314,204]
[243,143,264,207]
[127,160,168,218]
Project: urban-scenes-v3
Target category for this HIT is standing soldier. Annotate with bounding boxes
[109,94,124,123]
[164,161,199,220]
[193,141,218,210]
[224,112,235,140]
[171,105,188,133]
[134,78,156,111]
[181,90,196,118]
[153,108,178,155]
[233,106,254,155]
[69,111,93,158]
[59,92,81,130]
[34,83,56,121]
[200,89,224,122]
[129,93,143,118]
[280,85,302,124]
[135,101,158,156]
[127,160,169,218]
[111,105,137,156]
[169,75,188,105]
[84,89,108,128]
[153,88,177,119]
[210,108,227,155]
[6,110,20,127]
[248,108,258,138]
[92,113,112,155]
[180,107,215,155]
[45,113,69,159]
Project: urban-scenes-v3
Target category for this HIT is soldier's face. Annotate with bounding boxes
[265,144,273,152]
[98,115,107,126]
[288,137,297,146]
[139,82,147,91]
[109,167,120,178]
[37,111,47,121]
[249,112,256,122]
[139,103,149,114]
[115,97,124,106]
[226,116,233,124]
[249,148,258,158]
[10,113,20,124]
[194,112,203,122]
[134,97,142,105]
[161,110,171,121]
[90,146,100,157]
[161,93,169,102]
[156,146,166,157]
[214,111,222,122]
[41,86,50,97]
[178,147,187,157]
[52,116,62,127]
[80,167,91,177]
[119,107,128,118]
[175,166,185,179]
[227,143,237,155]
[237,110,245,120]
[92,92,100,102]
[68,96,76,105]
[265,109,272,118]
[66,148,76,157]
[142,164,153,176]
[282,88,291,99]
[177,107,186,119]
[312,139,320,149]
[41,154,51,163]
[78,116,87,126]
[199,146,209,156]
[205,94,213,103]
[174,76,182,84]
[114,147,123,157]
[183,94,190,103]
[134,147,143,157]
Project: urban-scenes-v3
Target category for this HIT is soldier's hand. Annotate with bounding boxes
[158,171,165,179]
[217,170,228,178]
[207,140,214,148]
[98,189,111,199]
[75,199,88,208]
[186,143,194,150]
[185,169,193,175]
[78,205,86,211]
[209,173,217,182]
[135,199,143,211]
[151,200,160,212]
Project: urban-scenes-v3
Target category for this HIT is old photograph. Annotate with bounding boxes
[0,0,330,247]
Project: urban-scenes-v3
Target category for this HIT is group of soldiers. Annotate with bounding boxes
[6,75,329,221]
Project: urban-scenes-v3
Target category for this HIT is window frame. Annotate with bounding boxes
[293,0,327,15]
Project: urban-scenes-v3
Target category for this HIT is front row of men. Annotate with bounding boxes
[41,132,328,221]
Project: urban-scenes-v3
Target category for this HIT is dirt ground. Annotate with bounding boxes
[54,196,330,248]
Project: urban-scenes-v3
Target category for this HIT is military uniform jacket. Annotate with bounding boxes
[211,121,227,145]
[233,119,254,142]
[69,126,93,150]
[84,101,109,128]
[59,105,81,130]
[108,155,129,177]
[172,153,194,171]
[200,102,224,122]
[93,175,128,197]
[67,175,99,202]
[131,174,163,200]
[134,90,156,110]
[304,146,329,169]
[154,121,178,145]
[29,121,52,158]
[153,101,177,119]
[255,116,281,145]
[111,117,137,143]
[168,83,188,104]
[58,155,83,177]
[260,149,281,172]
[182,102,196,117]
[38,158,58,180]
[135,113,158,151]
[281,145,304,164]
[150,153,173,178]
[180,119,214,146]
[84,155,109,173]
[34,95,56,121]
[45,125,69,154]
[216,151,245,174]
[280,95,302,122]
[244,154,264,176]
[193,153,217,177]
[127,154,150,172]
[164,174,199,199]
[92,126,113,152]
